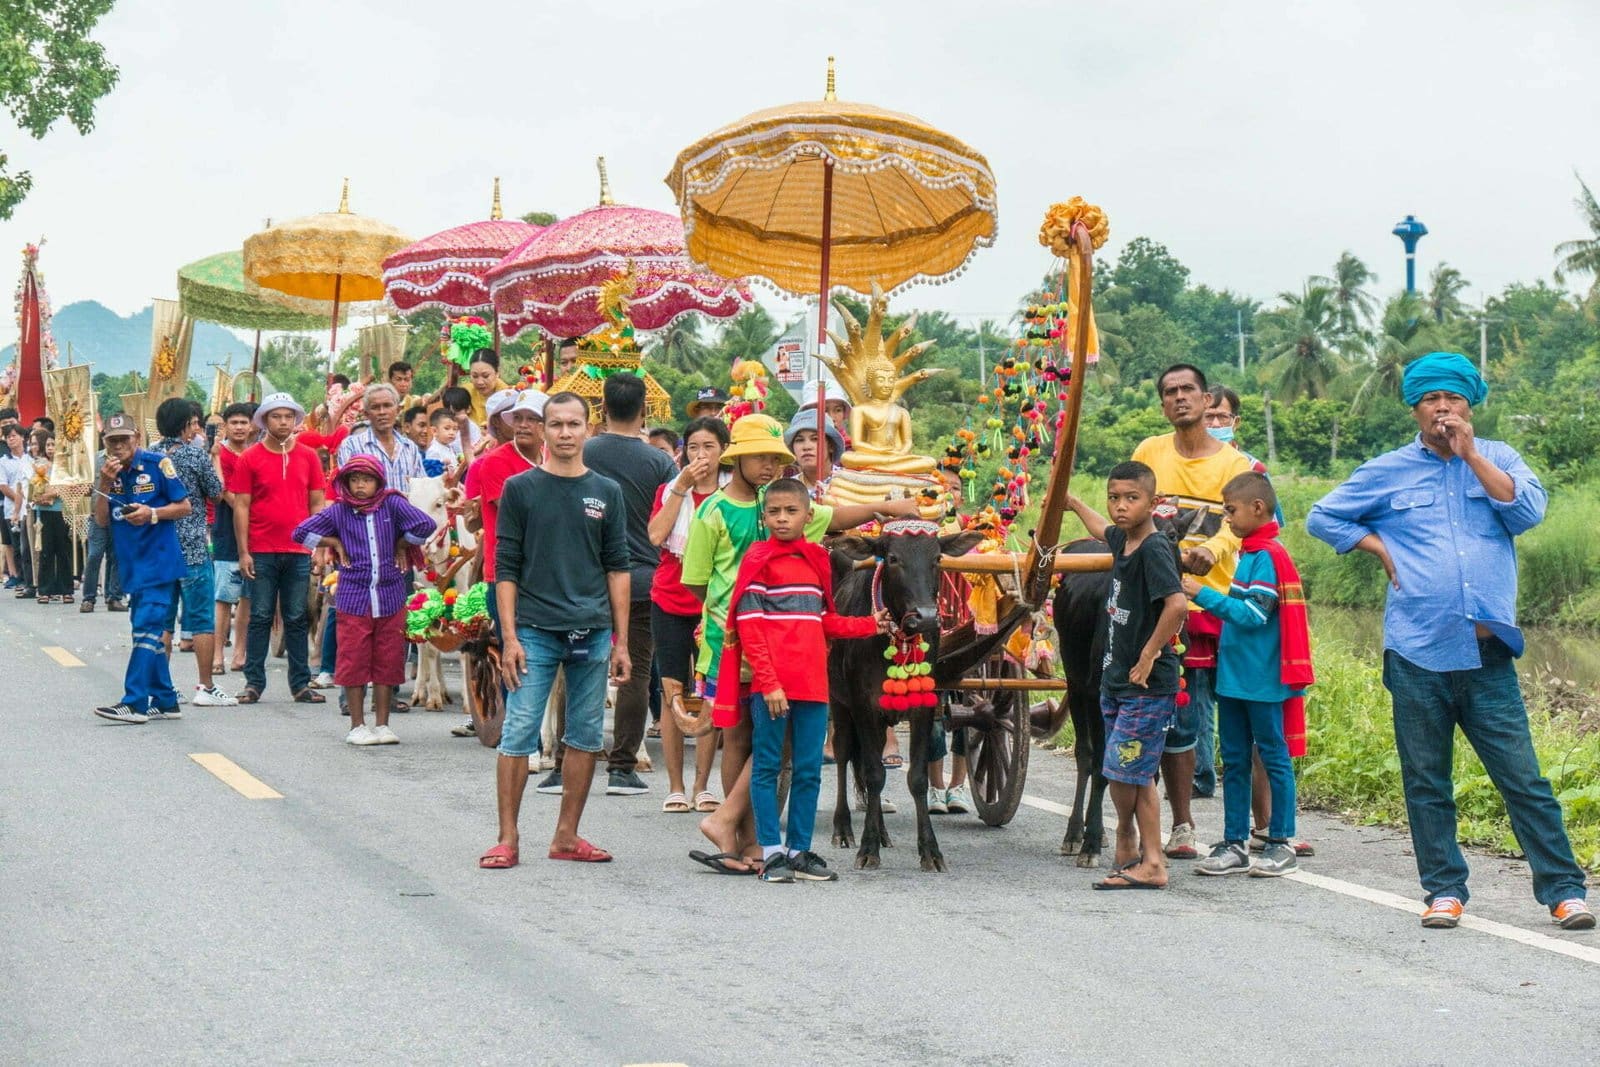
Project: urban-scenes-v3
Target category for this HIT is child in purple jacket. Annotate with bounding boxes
[293,454,436,745]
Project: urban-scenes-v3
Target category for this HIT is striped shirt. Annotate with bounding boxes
[292,494,436,617]
[1194,550,1287,702]
[336,428,424,494]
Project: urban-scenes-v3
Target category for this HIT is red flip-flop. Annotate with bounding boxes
[478,843,518,870]
[549,838,612,863]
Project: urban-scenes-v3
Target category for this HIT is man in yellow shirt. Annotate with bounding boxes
[1131,364,1252,860]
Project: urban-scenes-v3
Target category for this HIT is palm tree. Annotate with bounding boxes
[1554,174,1600,301]
[1313,252,1379,342]
[647,315,711,373]
[714,305,780,366]
[1256,284,1343,401]
[1351,291,1441,412]
[1427,263,1470,323]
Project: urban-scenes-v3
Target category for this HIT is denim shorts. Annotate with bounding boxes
[1101,691,1177,785]
[1163,666,1212,755]
[498,626,611,758]
[163,561,216,635]
[213,560,249,605]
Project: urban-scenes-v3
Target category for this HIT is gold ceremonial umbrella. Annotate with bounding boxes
[242,179,411,383]
[666,57,997,483]
[665,58,997,299]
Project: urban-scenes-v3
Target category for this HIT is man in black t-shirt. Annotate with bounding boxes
[482,392,631,869]
[1066,461,1188,891]
[581,373,678,797]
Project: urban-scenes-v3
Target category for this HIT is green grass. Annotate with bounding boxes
[1299,640,1600,873]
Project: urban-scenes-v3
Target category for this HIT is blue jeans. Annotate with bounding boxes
[1217,696,1295,842]
[1384,645,1588,908]
[244,552,312,696]
[498,626,610,758]
[320,604,339,674]
[1184,666,1216,787]
[750,695,828,852]
[83,520,122,603]
[124,583,180,711]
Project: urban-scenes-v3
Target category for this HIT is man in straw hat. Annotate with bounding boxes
[92,414,192,724]
[227,392,327,706]
[1308,352,1593,932]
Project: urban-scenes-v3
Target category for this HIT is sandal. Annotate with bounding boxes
[212,663,227,676]
[293,689,327,704]
[549,838,612,863]
[479,843,518,870]
[882,753,905,769]
[236,687,261,705]
[688,850,754,875]
[61,595,74,604]
[693,791,721,813]
[662,792,692,813]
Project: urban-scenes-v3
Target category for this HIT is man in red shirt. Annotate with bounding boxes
[227,393,327,704]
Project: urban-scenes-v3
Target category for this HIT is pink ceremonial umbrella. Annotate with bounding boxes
[382,179,541,316]
[485,158,750,342]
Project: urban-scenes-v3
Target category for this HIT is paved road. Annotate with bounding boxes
[3,597,1597,1066]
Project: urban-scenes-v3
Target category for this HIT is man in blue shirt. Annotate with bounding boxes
[93,414,192,725]
[1308,352,1593,932]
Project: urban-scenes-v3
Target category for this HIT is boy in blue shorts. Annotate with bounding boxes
[1068,461,1189,890]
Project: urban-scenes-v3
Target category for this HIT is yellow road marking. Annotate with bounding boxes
[42,645,85,667]
[189,753,283,800]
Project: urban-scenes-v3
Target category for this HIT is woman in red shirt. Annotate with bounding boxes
[647,416,728,814]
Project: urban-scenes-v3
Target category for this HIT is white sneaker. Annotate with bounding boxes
[372,724,400,745]
[346,725,381,746]
[945,784,972,814]
[854,787,898,814]
[193,685,239,707]
[927,788,948,814]
[312,671,335,689]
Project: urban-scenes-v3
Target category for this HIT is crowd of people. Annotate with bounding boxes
[4,345,1591,925]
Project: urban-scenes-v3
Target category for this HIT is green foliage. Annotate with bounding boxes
[1108,236,1189,312]
[0,0,120,219]
[1299,639,1600,873]
[90,371,204,417]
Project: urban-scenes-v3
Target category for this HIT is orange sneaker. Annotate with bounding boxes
[1421,896,1464,928]
[1551,899,1595,931]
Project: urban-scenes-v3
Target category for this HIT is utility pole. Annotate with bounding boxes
[1233,308,1251,374]
[978,330,986,388]
[1473,298,1502,375]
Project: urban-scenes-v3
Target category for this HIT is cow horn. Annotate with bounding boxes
[670,690,715,738]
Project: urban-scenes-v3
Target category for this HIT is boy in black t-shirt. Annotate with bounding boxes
[1067,461,1188,890]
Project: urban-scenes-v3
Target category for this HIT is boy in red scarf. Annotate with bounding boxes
[713,480,890,883]
[1183,471,1314,877]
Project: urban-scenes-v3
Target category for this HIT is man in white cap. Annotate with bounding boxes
[226,392,327,705]
[93,413,193,723]
[481,388,520,450]
[454,389,545,738]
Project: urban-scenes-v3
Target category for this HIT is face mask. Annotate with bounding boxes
[1207,426,1235,444]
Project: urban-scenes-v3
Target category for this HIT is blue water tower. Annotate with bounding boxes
[1392,214,1428,292]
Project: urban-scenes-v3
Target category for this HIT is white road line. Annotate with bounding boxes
[1021,791,1600,967]
[41,645,85,667]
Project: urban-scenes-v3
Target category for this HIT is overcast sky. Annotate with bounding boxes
[3,0,1599,347]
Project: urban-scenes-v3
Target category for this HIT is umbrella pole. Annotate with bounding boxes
[250,330,261,401]
[814,160,834,489]
[327,274,343,387]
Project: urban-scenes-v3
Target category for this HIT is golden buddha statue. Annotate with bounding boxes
[820,282,944,510]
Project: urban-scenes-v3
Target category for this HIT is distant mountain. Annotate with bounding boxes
[2,300,252,380]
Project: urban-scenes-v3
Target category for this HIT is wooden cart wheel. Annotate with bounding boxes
[962,659,1031,827]
[469,643,506,749]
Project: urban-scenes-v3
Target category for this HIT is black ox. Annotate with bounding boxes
[828,525,986,872]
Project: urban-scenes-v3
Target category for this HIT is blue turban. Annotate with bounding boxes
[1402,351,1488,407]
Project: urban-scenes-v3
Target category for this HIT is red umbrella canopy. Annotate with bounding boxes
[485,163,749,341]
[383,180,540,314]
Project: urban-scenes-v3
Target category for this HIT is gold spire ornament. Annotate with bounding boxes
[490,176,503,220]
[597,156,614,206]
[824,55,837,101]
[337,177,350,213]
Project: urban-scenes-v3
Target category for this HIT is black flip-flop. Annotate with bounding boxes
[689,850,755,876]
[1092,870,1165,891]
[293,689,327,704]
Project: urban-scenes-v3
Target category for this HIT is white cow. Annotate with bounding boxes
[406,474,478,711]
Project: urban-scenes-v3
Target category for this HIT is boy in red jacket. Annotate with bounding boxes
[714,479,890,883]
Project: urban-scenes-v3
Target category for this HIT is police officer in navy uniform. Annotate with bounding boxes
[93,414,192,724]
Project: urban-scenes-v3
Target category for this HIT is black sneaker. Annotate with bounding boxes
[759,853,794,883]
[94,703,149,724]
[147,706,183,720]
[606,770,649,796]
[789,851,838,882]
[535,769,563,795]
